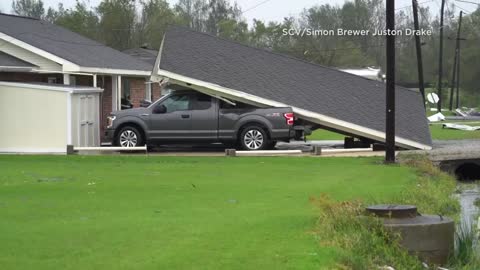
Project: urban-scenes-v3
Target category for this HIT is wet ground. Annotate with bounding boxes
[457,182,480,231]
[147,140,346,153]
[433,139,480,150]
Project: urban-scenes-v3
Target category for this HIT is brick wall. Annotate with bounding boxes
[74,75,93,86]
[152,83,162,101]
[128,77,146,108]
[0,72,62,83]
[0,73,95,86]
[98,76,112,140]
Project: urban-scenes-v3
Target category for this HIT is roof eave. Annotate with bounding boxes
[0,32,151,76]
[0,66,35,72]
[0,81,103,93]
[0,31,77,67]
[77,66,151,76]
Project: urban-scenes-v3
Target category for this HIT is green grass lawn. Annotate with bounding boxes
[0,156,418,270]
[306,129,345,140]
[429,122,480,140]
[308,122,480,141]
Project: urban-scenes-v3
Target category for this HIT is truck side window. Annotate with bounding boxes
[159,94,190,113]
[190,93,212,110]
[220,100,256,109]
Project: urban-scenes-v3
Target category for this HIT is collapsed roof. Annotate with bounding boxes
[152,26,432,150]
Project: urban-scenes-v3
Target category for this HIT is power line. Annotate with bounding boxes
[396,0,435,10]
[452,3,473,13]
[455,0,480,5]
[241,0,274,15]
[292,39,415,55]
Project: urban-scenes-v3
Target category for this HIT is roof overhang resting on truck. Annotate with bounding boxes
[150,26,432,150]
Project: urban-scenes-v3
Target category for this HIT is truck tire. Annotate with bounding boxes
[267,141,277,150]
[239,125,270,151]
[116,126,144,147]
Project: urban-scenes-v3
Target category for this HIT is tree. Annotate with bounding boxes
[50,2,100,41]
[217,19,248,43]
[11,0,45,18]
[204,0,242,35]
[97,0,137,50]
[175,0,208,31]
[136,0,176,49]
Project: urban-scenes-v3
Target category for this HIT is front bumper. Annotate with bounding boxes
[104,128,115,143]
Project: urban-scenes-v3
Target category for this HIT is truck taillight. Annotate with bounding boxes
[284,112,294,126]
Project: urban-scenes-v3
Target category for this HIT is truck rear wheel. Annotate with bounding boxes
[239,125,270,151]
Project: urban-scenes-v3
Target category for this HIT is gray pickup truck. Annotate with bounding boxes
[105,90,304,150]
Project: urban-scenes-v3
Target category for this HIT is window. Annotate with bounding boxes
[191,93,212,110]
[146,83,152,102]
[220,100,256,109]
[159,94,190,113]
[121,78,132,110]
[70,76,77,86]
[47,77,57,84]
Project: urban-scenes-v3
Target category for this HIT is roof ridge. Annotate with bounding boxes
[0,12,40,20]
[168,25,417,93]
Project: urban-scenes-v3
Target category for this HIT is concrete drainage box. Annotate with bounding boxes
[0,81,103,154]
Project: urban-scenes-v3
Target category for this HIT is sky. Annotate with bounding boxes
[1,0,477,25]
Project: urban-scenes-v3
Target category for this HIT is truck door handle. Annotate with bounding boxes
[181,114,190,119]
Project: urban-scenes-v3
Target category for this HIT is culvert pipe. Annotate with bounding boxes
[366,204,454,265]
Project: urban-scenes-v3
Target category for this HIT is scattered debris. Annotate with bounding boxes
[455,108,480,117]
[37,177,65,182]
[427,93,440,104]
[428,112,446,122]
[477,217,480,238]
[87,182,96,186]
[442,123,480,131]
[378,266,395,270]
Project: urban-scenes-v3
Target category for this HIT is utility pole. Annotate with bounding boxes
[456,26,462,109]
[385,0,395,163]
[412,0,426,106]
[437,0,446,112]
[449,11,463,111]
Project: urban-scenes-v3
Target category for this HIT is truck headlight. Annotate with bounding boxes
[107,116,116,128]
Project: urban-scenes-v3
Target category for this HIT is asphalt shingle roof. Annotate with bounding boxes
[123,48,157,67]
[159,26,432,147]
[0,13,152,71]
[0,51,36,67]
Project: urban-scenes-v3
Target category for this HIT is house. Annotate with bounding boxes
[151,26,432,150]
[0,13,162,143]
[123,47,158,67]
[0,14,431,151]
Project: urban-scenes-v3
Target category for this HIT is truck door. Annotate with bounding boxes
[148,93,193,140]
[189,93,218,140]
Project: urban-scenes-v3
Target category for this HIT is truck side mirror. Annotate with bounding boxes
[153,104,167,114]
[140,99,152,108]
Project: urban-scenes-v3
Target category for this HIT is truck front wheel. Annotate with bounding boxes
[116,126,144,147]
[239,125,270,151]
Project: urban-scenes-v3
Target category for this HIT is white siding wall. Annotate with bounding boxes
[0,40,62,71]
[0,84,67,153]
